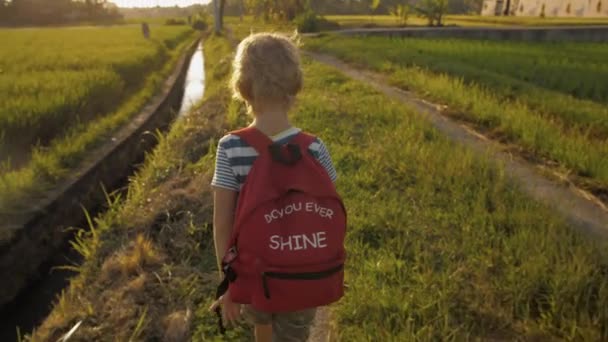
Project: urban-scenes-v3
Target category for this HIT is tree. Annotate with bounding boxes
[503,0,511,15]
[389,2,410,26]
[0,0,7,23]
[466,0,484,13]
[219,0,226,28]
[2,0,121,26]
[282,0,305,20]
[540,3,545,17]
[243,0,306,21]
[448,0,483,14]
[370,0,381,20]
[238,0,422,22]
[415,0,449,26]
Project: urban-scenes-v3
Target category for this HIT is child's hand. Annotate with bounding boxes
[209,294,242,326]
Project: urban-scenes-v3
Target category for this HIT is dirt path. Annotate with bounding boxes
[308,307,332,341]
[306,51,608,238]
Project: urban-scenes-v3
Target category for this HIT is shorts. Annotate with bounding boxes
[242,305,317,342]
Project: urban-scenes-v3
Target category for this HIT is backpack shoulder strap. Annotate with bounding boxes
[231,128,318,157]
[230,126,273,154]
[291,131,316,150]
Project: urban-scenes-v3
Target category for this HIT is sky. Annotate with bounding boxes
[111,0,211,8]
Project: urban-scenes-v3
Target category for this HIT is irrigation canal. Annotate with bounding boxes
[0,42,206,342]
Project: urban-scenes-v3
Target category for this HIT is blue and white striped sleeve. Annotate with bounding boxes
[310,138,338,183]
[211,141,240,192]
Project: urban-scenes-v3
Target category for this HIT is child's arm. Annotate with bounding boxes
[211,138,240,276]
[213,187,238,276]
[211,188,242,325]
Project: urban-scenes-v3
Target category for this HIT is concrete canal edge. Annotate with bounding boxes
[0,37,202,309]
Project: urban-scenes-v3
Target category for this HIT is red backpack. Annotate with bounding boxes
[215,127,346,331]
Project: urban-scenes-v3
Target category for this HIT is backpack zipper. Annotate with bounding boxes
[261,264,343,299]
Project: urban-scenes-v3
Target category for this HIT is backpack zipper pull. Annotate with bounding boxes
[262,272,271,299]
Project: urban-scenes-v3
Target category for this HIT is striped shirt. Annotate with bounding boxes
[211,127,337,192]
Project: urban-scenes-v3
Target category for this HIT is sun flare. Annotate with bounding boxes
[110,0,210,8]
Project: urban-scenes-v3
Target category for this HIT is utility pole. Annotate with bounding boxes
[214,0,221,33]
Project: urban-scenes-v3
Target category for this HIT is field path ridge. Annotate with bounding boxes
[306,51,608,238]
[308,307,332,341]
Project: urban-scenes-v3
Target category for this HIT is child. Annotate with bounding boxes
[209,33,341,342]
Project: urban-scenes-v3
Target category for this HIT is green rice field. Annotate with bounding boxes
[0,25,193,166]
[0,25,195,214]
[305,35,608,195]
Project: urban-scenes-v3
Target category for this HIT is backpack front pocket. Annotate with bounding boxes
[251,262,344,312]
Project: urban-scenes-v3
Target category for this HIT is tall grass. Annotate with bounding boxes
[0,26,193,164]
[294,58,608,340]
[388,38,608,104]
[305,36,608,189]
[28,33,243,342]
[306,36,608,134]
[0,25,195,215]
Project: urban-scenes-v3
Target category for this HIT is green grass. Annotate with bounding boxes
[124,17,185,25]
[224,13,608,39]
[447,15,608,26]
[0,25,195,216]
[304,35,608,193]
[305,36,608,107]
[294,58,608,340]
[326,14,608,28]
[0,26,193,161]
[28,33,246,342]
[324,14,428,27]
[30,30,608,341]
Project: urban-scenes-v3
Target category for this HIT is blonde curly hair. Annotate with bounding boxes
[231,32,302,111]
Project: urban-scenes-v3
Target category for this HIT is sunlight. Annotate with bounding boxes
[110,0,210,8]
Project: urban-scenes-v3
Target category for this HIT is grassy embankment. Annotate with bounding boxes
[31,27,608,340]
[0,25,195,219]
[27,33,250,341]
[305,36,608,199]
